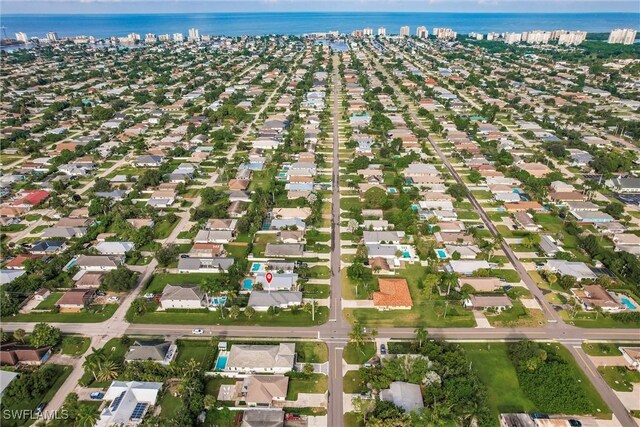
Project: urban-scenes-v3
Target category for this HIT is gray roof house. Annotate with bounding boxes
[225,343,296,374]
[41,227,86,239]
[194,230,235,244]
[95,241,135,255]
[124,341,177,365]
[248,291,303,311]
[380,381,424,413]
[177,257,234,273]
[160,285,208,310]
[255,273,298,291]
[73,255,124,271]
[264,244,304,258]
[545,260,597,281]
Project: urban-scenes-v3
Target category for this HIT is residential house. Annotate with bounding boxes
[124,341,177,365]
[457,277,502,292]
[57,289,96,310]
[96,381,162,427]
[242,375,288,407]
[545,260,597,281]
[464,295,513,312]
[159,284,208,309]
[264,244,304,258]
[572,285,624,312]
[247,291,303,311]
[0,343,52,366]
[224,343,296,374]
[373,278,413,310]
[380,381,424,413]
[177,257,235,273]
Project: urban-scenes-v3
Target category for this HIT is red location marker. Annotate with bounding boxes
[265,272,273,284]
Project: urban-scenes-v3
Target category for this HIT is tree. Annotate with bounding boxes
[102,267,138,292]
[13,328,26,343]
[244,306,256,319]
[156,244,179,267]
[604,202,624,219]
[364,187,388,209]
[30,323,62,348]
[445,183,468,202]
[229,305,241,319]
[76,404,100,427]
[349,322,368,352]
[303,363,314,376]
[468,169,482,184]
[96,359,120,382]
[352,156,370,170]
[414,327,428,349]
[352,396,376,424]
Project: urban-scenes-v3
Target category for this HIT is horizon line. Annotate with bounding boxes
[4,11,640,16]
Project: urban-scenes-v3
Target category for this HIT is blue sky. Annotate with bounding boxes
[3,0,639,14]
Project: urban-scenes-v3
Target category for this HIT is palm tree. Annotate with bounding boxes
[182,358,200,377]
[414,327,428,348]
[349,322,368,354]
[96,359,120,383]
[76,405,99,427]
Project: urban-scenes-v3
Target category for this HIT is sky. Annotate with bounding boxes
[2,0,639,14]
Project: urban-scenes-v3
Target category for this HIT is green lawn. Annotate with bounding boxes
[60,335,91,356]
[344,412,365,427]
[581,342,637,356]
[35,292,63,309]
[175,339,217,370]
[157,391,182,420]
[205,376,237,399]
[79,337,129,387]
[309,265,331,279]
[343,370,367,393]
[343,342,376,365]
[303,284,330,299]
[286,374,328,400]
[461,343,537,424]
[343,263,476,327]
[598,366,640,392]
[2,304,118,323]
[0,365,72,427]
[562,311,640,329]
[296,341,328,363]
[131,306,329,326]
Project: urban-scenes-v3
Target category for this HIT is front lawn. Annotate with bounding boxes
[581,342,636,356]
[343,370,367,394]
[130,306,329,326]
[302,284,330,299]
[296,341,328,363]
[35,292,63,309]
[598,366,640,392]
[286,374,327,400]
[3,304,118,323]
[343,342,376,365]
[175,339,217,370]
[60,335,91,356]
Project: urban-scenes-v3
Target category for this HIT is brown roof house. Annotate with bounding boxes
[242,375,289,407]
[57,289,96,311]
[0,343,52,366]
[373,278,413,310]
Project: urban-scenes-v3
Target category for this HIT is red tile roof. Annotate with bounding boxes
[373,278,413,308]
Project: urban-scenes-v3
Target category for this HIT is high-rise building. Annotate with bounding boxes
[47,32,58,42]
[504,32,522,44]
[377,27,386,36]
[351,30,364,37]
[522,30,551,44]
[173,33,184,42]
[608,28,637,45]
[363,27,373,36]
[433,28,457,40]
[188,28,200,42]
[15,32,28,42]
[416,26,428,38]
[557,31,587,46]
[399,26,410,37]
[468,32,484,40]
[145,33,157,43]
[158,34,170,42]
[127,33,141,42]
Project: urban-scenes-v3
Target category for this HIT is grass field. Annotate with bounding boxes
[343,342,375,365]
[343,370,367,394]
[3,304,118,323]
[597,366,640,392]
[581,342,638,356]
[286,374,328,400]
[59,335,91,356]
[296,341,328,363]
[35,292,63,309]
[461,343,537,424]
[175,339,217,370]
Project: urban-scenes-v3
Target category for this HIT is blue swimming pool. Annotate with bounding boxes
[251,263,262,272]
[621,297,637,310]
[402,251,411,258]
[215,355,228,371]
[388,188,397,194]
[243,279,254,290]
[435,249,448,259]
[211,297,227,306]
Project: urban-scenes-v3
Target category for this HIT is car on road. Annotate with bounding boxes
[380,344,386,355]
[35,402,47,416]
[192,328,204,335]
[90,392,105,400]
[568,421,582,427]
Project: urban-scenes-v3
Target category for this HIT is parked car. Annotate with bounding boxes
[568,421,582,427]
[90,392,105,400]
[380,344,387,355]
[285,413,301,421]
[192,328,204,335]
[107,296,119,302]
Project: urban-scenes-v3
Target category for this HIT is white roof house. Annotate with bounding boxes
[95,241,135,255]
[446,260,491,275]
[545,260,597,281]
[97,381,162,427]
[225,343,296,374]
[380,381,424,413]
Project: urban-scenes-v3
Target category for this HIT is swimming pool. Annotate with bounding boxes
[242,279,254,290]
[251,263,262,272]
[210,297,227,306]
[402,251,411,258]
[621,297,637,310]
[435,249,448,259]
[388,188,398,194]
[214,354,228,371]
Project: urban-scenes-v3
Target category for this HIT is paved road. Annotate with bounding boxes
[327,53,345,427]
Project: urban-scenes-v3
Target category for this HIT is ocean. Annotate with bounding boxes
[2,13,640,39]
